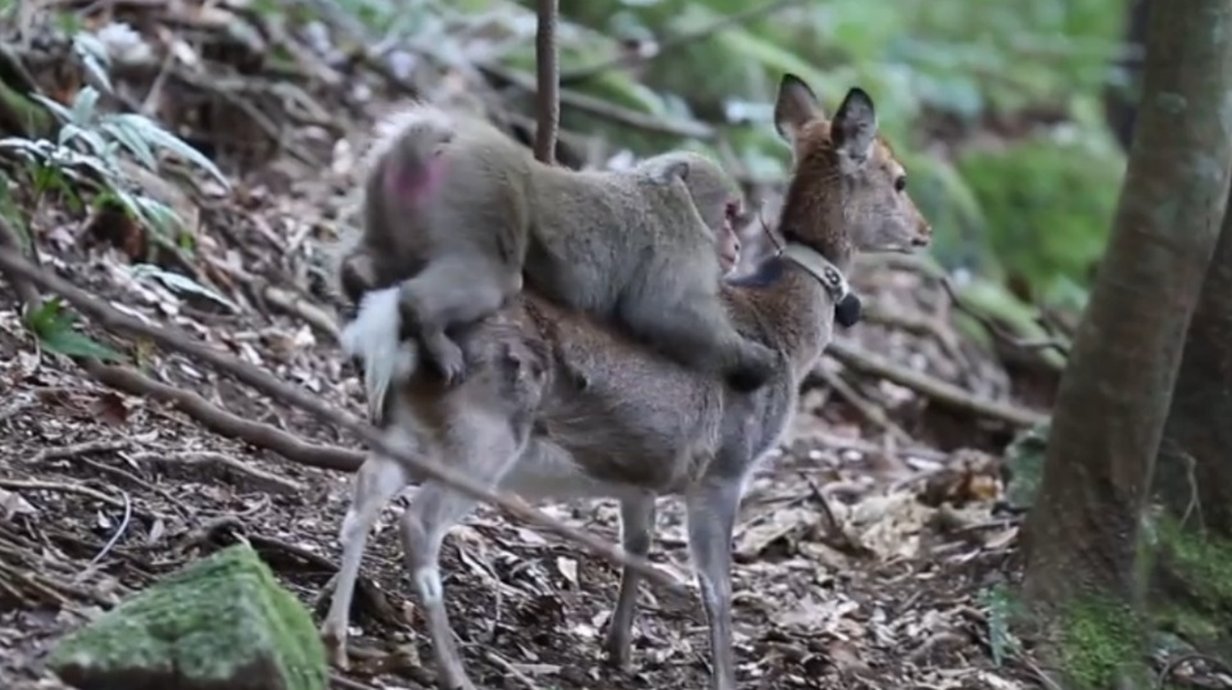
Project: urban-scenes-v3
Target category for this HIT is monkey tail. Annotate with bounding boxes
[340,286,419,424]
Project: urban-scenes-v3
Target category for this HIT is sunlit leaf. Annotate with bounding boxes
[59,123,109,157]
[69,86,101,126]
[130,263,240,313]
[108,113,230,188]
[27,93,74,123]
[99,119,158,170]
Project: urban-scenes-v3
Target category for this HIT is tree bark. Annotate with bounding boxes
[1020,0,1232,661]
[1155,208,1232,536]
[1148,188,1232,659]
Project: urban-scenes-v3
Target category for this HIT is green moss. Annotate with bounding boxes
[50,543,326,690]
[1154,604,1222,642]
[956,133,1125,310]
[1060,595,1145,690]
[1157,516,1232,606]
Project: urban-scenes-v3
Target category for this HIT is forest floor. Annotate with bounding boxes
[0,6,1067,690]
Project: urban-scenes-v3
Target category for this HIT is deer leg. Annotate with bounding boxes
[603,491,656,669]
[321,453,410,669]
[399,423,526,690]
[685,476,743,690]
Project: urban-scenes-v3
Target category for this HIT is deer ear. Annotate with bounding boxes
[831,87,877,167]
[774,73,821,145]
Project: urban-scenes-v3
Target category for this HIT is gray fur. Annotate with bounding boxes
[340,108,774,392]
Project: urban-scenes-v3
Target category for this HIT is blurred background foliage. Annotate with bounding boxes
[320,0,1135,316]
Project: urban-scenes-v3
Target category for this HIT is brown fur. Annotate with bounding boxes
[322,74,932,690]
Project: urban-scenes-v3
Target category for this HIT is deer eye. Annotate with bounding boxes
[894,175,907,193]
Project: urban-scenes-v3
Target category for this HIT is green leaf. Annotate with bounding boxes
[100,119,158,170]
[28,93,74,123]
[23,297,124,361]
[979,585,1020,667]
[59,123,109,157]
[130,263,239,313]
[108,113,230,188]
[42,328,126,361]
[73,33,114,95]
[69,86,101,126]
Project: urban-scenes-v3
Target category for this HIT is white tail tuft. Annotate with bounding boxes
[341,287,418,423]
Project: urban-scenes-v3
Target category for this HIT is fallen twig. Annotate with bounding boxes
[0,247,685,592]
[31,439,130,464]
[813,366,911,443]
[208,257,340,339]
[485,649,543,690]
[126,450,307,495]
[0,215,38,310]
[939,278,1070,358]
[825,338,1047,428]
[81,360,364,472]
[1156,653,1232,689]
[0,478,129,510]
[84,490,132,570]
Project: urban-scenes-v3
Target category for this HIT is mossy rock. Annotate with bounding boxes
[49,542,327,690]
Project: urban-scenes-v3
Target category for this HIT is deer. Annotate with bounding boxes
[321,73,932,690]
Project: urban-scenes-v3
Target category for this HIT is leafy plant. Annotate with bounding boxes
[23,297,125,361]
[980,584,1022,667]
[0,83,230,256]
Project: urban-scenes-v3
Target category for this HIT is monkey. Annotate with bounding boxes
[717,216,741,275]
[336,107,777,393]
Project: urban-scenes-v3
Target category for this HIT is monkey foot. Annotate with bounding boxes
[422,334,468,385]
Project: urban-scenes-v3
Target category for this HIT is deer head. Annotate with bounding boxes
[773,74,932,262]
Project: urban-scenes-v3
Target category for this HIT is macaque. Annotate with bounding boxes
[337,106,776,392]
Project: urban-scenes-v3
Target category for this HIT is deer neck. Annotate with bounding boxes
[732,242,850,383]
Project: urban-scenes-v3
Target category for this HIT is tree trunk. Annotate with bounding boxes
[1020,0,1232,685]
[1149,189,1232,658]
[1155,210,1232,535]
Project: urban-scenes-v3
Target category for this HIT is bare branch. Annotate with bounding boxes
[939,278,1071,357]
[0,215,38,312]
[825,338,1047,428]
[534,0,560,164]
[81,360,364,473]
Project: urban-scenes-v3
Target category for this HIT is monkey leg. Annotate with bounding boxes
[339,251,381,306]
[397,255,523,384]
[618,290,776,393]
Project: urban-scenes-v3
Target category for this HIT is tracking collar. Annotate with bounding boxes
[779,242,862,328]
